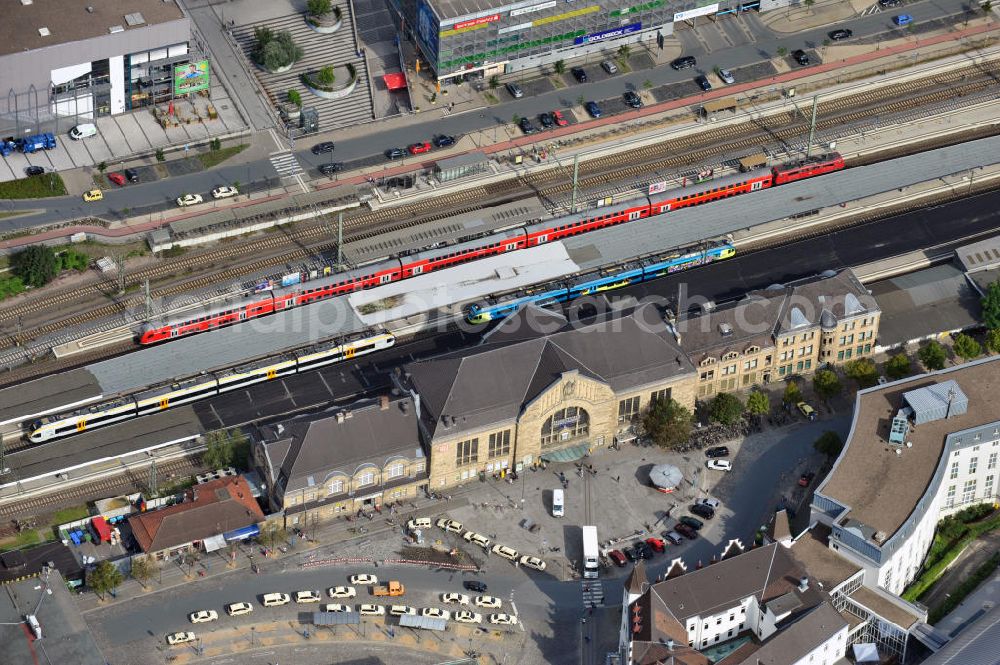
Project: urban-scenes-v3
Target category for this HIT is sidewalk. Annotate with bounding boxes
[920,530,1000,614]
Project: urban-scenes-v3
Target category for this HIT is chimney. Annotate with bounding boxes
[798,575,809,592]
[380,395,390,410]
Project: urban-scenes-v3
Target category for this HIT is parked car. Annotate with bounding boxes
[211,186,239,199]
[792,49,810,66]
[262,592,291,607]
[492,544,519,561]
[623,91,643,108]
[311,141,335,154]
[520,555,546,571]
[359,604,385,616]
[584,101,602,118]
[622,546,638,562]
[328,586,357,598]
[475,595,502,609]
[645,537,667,553]
[422,607,450,620]
[706,446,730,458]
[319,162,344,176]
[609,549,627,567]
[176,193,203,207]
[696,75,712,91]
[463,532,491,549]
[107,172,126,186]
[506,82,524,98]
[454,610,483,624]
[385,147,406,160]
[663,531,684,546]
[519,117,537,135]
[828,28,853,41]
[433,134,456,148]
[551,110,569,126]
[324,603,352,612]
[670,55,697,70]
[893,14,913,26]
[389,605,417,616]
[408,141,432,155]
[799,471,816,487]
[539,112,554,129]
[463,580,488,593]
[601,60,618,74]
[436,518,463,533]
[489,613,518,625]
[690,503,716,520]
[571,67,588,82]
[189,610,218,623]
[226,602,253,616]
[83,189,103,202]
[679,516,704,531]
[707,459,733,472]
[717,68,735,84]
[295,590,322,603]
[69,123,98,140]
[633,541,654,560]
[674,523,698,540]
[797,402,817,421]
[25,165,45,176]
[167,631,196,645]
[350,574,378,585]
[695,497,721,509]
[124,168,139,182]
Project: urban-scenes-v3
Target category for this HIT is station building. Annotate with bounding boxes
[0,0,197,131]
[390,0,787,81]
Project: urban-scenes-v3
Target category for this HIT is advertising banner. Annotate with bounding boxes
[511,1,556,16]
[416,0,441,62]
[673,3,719,21]
[648,181,668,195]
[574,22,641,45]
[281,273,302,287]
[173,59,210,96]
[454,13,500,29]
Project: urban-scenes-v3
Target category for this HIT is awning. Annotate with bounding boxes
[400,614,447,631]
[383,73,407,90]
[540,443,590,463]
[223,524,260,542]
[313,611,360,626]
[203,534,227,552]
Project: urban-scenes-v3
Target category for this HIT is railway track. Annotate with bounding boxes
[0,63,996,367]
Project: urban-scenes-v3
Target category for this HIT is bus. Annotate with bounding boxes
[582,526,599,579]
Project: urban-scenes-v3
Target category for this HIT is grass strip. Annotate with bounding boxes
[928,551,1000,624]
[0,173,67,199]
[197,144,248,170]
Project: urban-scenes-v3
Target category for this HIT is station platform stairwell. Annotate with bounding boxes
[233,3,375,131]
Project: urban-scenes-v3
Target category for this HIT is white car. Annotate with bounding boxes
[226,602,253,617]
[718,68,736,84]
[475,595,502,609]
[454,610,483,624]
[295,590,322,603]
[262,592,291,607]
[707,459,733,472]
[189,610,218,623]
[489,613,518,625]
[211,186,239,199]
[696,498,721,509]
[359,604,385,616]
[422,607,450,620]
[176,193,203,207]
[328,586,357,598]
[441,592,470,605]
[519,555,546,571]
[389,605,418,617]
[324,603,352,612]
[436,518,463,533]
[407,517,432,531]
[463,531,491,548]
[167,631,196,645]
[492,544,519,561]
[350,574,378,585]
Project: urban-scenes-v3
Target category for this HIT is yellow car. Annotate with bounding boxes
[83,189,103,202]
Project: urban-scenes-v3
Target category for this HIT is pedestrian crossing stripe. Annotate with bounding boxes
[270,152,303,177]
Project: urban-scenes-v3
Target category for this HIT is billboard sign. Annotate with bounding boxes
[281,273,302,287]
[673,3,719,21]
[511,1,556,16]
[416,0,440,63]
[648,181,668,195]
[574,22,641,45]
[173,59,210,96]
[453,13,500,29]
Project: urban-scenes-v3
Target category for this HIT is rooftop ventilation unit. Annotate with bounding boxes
[38,27,50,36]
[86,6,94,12]
[124,12,146,26]
[718,323,733,337]
[109,25,125,33]
[21,0,33,5]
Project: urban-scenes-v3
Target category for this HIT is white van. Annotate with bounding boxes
[551,489,564,517]
[70,123,97,140]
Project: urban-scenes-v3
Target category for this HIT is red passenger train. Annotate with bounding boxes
[139,153,845,344]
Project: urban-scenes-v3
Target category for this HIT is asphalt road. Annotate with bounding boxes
[0,1,964,230]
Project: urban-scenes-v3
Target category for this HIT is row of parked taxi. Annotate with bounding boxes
[412,516,547,571]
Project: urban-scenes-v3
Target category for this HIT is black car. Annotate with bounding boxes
[124,168,139,183]
[433,135,456,148]
[792,49,810,66]
[539,112,554,129]
[25,165,45,176]
[571,67,588,83]
[690,503,715,520]
[633,541,654,560]
[519,117,537,135]
[828,28,853,41]
[319,162,344,176]
[674,523,698,540]
[385,147,406,160]
[623,91,642,109]
[622,546,638,562]
[670,55,697,70]
[311,141,335,154]
[679,516,704,531]
[705,446,730,458]
[695,75,712,91]
[878,0,900,6]
[463,580,488,593]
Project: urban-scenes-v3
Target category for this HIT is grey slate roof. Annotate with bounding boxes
[722,602,847,665]
[259,396,422,495]
[921,602,1000,665]
[407,306,694,437]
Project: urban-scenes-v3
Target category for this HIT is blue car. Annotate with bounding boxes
[893,14,912,26]
[585,101,602,118]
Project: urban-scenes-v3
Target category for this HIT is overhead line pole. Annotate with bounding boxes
[571,153,580,213]
[805,95,819,158]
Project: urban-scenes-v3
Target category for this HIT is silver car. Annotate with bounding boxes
[718,68,735,84]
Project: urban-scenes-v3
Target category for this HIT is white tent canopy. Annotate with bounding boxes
[852,643,879,663]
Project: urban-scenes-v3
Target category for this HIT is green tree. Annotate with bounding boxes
[307,0,332,16]
[12,245,58,287]
[287,89,302,107]
[259,522,287,549]
[488,75,499,90]
[97,161,107,174]
[918,340,947,371]
[814,431,843,457]
[317,66,336,87]
[952,333,982,361]
[885,353,912,380]
[981,282,1000,330]
[641,398,692,450]
[845,358,878,388]
[58,248,90,272]
[617,44,632,61]
[803,0,815,6]
[985,328,1000,354]
[776,46,788,58]
[709,392,744,425]
[554,59,566,75]
[782,379,802,405]
[88,560,123,600]
[155,148,165,162]
[130,555,157,589]
[202,429,250,470]
[746,390,770,416]
[983,0,994,13]
[813,369,842,400]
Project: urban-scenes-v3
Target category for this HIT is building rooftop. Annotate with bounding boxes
[788,524,862,590]
[921,601,1000,665]
[0,541,83,584]
[2,0,185,56]
[956,235,1000,273]
[428,0,520,22]
[719,602,847,665]
[129,475,264,553]
[817,356,1000,542]
[848,586,920,630]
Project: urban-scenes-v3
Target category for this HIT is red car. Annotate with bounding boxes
[107,172,126,186]
[799,472,816,487]
[608,550,627,567]
[645,537,666,553]
[408,142,432,155]
[552,110,568,127]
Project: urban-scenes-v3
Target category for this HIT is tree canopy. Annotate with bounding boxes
[814,431,843,457]
[11,245,58,287]
[782,380,802,405]
[641,398,692,450]
[885,353,911,380]
[918,340,947,371]
[981,281,1000,330]
[202,429,250,471]
[844,358,878,388]
[952,333,981,361]
[985,328,1000,355]
[709,392,744,425]
[252,28,302,72]
[813,369,842,400]
[88,560,123,599]
[746,391,770,416]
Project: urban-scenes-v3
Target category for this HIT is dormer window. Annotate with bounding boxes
[745,345,760,355]
[700,357,717,367]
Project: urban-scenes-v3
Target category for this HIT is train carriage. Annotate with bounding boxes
[648,171,773,215]
[294,331,396,371]
[215,353,299,392]
[772,153,845,185]
[134,376,220,416]
[400,228,529,278]
[524,199,650,247]
[29,397,137,442]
